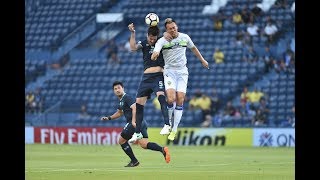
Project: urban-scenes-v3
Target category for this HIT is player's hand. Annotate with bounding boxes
[101,117,108,121]
[151,52,159,61]
[163,32,173,41]
[201,59,209,69]
[128,23,135,32]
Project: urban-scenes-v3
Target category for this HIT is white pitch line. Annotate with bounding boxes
[25,169,284,174]
[25,162,294,173]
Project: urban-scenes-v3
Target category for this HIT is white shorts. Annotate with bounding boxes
[163,67,189,93]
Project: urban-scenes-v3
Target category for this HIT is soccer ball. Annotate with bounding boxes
[145,13,159,27]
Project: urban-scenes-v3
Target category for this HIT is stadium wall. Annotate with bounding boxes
[25,127,295,147]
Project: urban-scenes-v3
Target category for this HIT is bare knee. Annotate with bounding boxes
[138,139,148,149]
[167,96,175,104]
[166,89,176,104]
[176,93,186,106]
[118,136,126,145]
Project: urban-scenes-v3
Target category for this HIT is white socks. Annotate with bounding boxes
[172,105,183,132]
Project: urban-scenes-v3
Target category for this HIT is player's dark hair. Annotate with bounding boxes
[164,18,177,28]
[147,26,160,37]
[112,81,124,88]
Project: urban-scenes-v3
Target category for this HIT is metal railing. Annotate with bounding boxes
[31,101,62,126]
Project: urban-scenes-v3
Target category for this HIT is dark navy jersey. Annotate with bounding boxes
[117,93,135,123]
[138,39,164,71]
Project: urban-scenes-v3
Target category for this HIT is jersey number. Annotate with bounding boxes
[159,81,164,89]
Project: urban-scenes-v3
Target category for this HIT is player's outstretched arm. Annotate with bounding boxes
[191,46,209,69]
[128,23,142,51]
[101,109,123,121]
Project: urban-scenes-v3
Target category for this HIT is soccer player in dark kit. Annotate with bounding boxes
[127,23,172,143]
[101,81,170,167]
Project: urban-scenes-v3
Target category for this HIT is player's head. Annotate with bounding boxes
[112,81,124,97]
[164,18,178,38]
[147,26,160,45]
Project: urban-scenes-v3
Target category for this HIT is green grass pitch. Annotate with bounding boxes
[25,144,294,180]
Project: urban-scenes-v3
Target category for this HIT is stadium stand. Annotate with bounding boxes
[25,0,295,128]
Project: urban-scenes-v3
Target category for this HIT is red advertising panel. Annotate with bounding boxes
[34,127,123,145]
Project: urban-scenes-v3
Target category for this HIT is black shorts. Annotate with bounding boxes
[121,121,148,140]
[136,72,165,99]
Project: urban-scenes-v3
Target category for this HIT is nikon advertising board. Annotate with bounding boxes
[148,128,253,146]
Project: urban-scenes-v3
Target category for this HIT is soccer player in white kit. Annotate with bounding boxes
[151,18,209,141]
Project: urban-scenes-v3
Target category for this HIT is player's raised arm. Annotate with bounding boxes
[128,23,142,51]
[191,46,209,69]
[101,109,123,121]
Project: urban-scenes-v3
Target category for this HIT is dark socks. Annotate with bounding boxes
[158,95,170,125]
[121,142,138,162]
[147,142,163,152]
[135,103,144,133]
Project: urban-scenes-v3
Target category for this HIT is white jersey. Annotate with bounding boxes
[154,32,194,70]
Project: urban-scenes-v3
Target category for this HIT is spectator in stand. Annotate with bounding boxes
[280,105,295,127]
[213,12,226,31]
[33,88,44,113]
[284,49,295,67]
[210,88,220,116]
[222,101,236,123]
[25,91,35,113]
[242,46,258,63]
[288,105,295,127]
[232,11,243,25]
[263,21,278,43]
[262,46,275,72]
[246,22,260,36]
[188,90,204,124]
[213,18,223,31]
[234,31,244,47]
[188,90,201,110]
[287,56,295,74]
[279,60,288,73]
[78,104,90,121]
[106,39,121,65]
[233,108,242,120]
[188,90,212,127]
[257,97,270,117]
[251,4,263,18]
[213,47,225,64]
[241,6,251,24]
[239,101,251,118]
[271,59,281,73]
[247,87,264,107]
[252,109,267,126]
[198,93,213,127]
[240,86,250,104]
[240,87,257,118]
[108,52,121,65]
